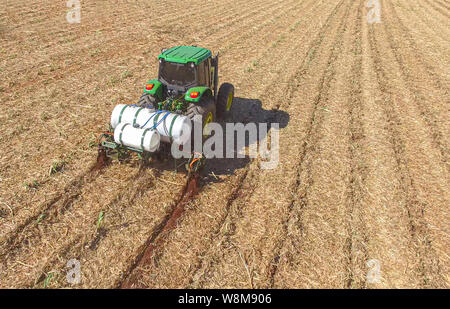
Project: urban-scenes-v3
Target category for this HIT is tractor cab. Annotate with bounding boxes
[157,46,218,99]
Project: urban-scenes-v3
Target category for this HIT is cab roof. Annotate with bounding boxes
[158,46,212,65]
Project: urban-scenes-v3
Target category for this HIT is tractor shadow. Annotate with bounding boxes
[203,97,289,181]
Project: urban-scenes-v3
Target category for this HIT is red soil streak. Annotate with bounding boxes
[120,172,200,289]
[92,145,110,172]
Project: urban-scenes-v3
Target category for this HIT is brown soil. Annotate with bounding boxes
[0,0,448,288]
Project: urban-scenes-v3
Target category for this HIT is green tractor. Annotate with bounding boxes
[97,46,235,171]
[139,45,235,124]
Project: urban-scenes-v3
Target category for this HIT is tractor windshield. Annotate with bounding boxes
[159,61,196,87]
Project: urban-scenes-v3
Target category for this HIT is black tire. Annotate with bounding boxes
[137,93,157,109]
[186,95,216,128]
[216,83,234,119]
[186,96,216,142]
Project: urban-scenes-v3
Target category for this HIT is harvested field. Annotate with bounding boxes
[0,0,448,288]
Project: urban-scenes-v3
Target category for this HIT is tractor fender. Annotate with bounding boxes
[185,86,213,103]
[143,79,163,100]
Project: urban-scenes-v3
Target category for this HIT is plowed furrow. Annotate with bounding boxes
[412,0,450,40]
[343,0,369,288]
[0,0,271,100]
[2,0,228,50]
[0,0,316,286]
[191,0,351,288]
[388,0,449,89]
[270,0,361,288]
[424,0,450,18]
[0,0,304,224]
[187,170,256,289]
[51,169,186,288]
[381,0,450,171]
[0,0,295,147]
[119,169,251,288]
[0,160,104,250]
[403,3,448,43]
[360,15,421,288]
[398,0,450,65]
[28,168,173,289]
[368,19,447,288]
[126,0,344,289]
[1,0,448,289]
[0,0,310,220]
[110,0,326,286]
[0,165,155,288]
[58,0,322,289]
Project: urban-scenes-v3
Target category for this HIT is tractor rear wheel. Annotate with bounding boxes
[216,83,234,119]
[186,96,216,138]
[137,93,157,109]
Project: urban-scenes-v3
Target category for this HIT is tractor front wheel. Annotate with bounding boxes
[216,83,234,119]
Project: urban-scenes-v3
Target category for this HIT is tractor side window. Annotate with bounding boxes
[206,59,211,87]
[210,58,215,91]
[198,61,207,86]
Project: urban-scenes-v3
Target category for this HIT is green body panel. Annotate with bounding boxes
[102,140,143,154]
[185,86,213,103]
[143,79,163,99]
[101,141,118,149]
[158,46,212,65]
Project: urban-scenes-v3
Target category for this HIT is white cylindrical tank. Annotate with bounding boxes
[111,104,192,144]
[114,122,161,153]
